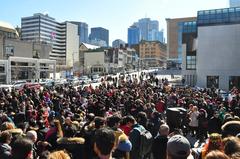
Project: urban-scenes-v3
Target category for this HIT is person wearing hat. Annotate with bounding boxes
[167,134,193,159]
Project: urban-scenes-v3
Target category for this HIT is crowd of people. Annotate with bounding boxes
[0,73,239,159]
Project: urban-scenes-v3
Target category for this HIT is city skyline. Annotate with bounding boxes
[1,0,228,44]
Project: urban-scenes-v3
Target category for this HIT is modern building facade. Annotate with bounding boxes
[112,39,125,48]
[181,21,197,86]
[166,17,196,67]
[21,13,79,67]
[128,25,140,47]
[70,21,88,43]
[89,27,109,47]
[139,40,167,67]
[230,0,240,7]
[0,21,55,83]
[196,7,240,90]
[89,39,107,47]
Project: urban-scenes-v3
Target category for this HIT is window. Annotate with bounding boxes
[186,55,196,70]
[229,76,240,90]
[207,76,219,88]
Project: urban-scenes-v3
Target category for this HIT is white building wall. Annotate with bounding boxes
[197,24,240,90]
[84,52,105,66]
[66,22,79,67]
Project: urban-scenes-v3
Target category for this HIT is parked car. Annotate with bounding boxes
[12,81,27,90]
[68,78,80,86]
[39,79,55,87]
[55,78,68,86]
[0,85,13,92]
[19,83,42,91]
[79,76,91,84]
[91,74,101,83]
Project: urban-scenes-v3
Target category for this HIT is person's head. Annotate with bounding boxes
[125,115,136,127]
[0,130,12,144]
[221,120,240,138]
[106,115,121,128]
[12,138,33,159]
[48,150,71,159]
[167,135,191,159]
[137,111,147,126]
[223,136,240,156]
[159,124,169,136]
[203,133,223,155]
[94,116,105,129]
[205,150,230,159]
[94,128,115,158]
[213,111,219,118]
[26,130,38,143]
[192,106,198,112]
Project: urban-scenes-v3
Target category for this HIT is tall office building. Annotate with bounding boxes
[166,17,196,65]
[230,0,240,7]
[21,13,79,66]
[148,29,164,43]
[128,25,140,47]
[70,21,88,43]
[89,27,109,47]
[130,18,164,43]
[112,39,125,48]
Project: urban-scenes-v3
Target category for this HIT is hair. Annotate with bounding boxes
[47,150,71,159]
[137,111,147,126]
[54,120,63,138]
[26,130,38,142]
[0,130,12,143]
[12,138,33,159]
[223,136,240,156]
[125,115,136,124]
[202,133,223,158]
[94,128,115,156]
[94,116,105,129]
[159,124,170,135]
[106,115,121,128]
[205,150,230,159]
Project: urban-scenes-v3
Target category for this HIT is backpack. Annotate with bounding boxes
[134,126,153,158]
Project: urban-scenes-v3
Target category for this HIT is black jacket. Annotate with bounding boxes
[152,135,168,159]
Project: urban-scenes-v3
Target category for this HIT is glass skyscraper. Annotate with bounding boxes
[230,0,240,7]
[128,25,140,47]
[129,18,164,43]
[70,21,89,43]
[89,27,109,47]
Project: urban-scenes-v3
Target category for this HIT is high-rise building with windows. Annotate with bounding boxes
[89,27,109,47]
[128,25,140,47]
[129,18,164,44]
[166,17,196,66]
[70,21,88,43]
[230,0,240,7]
[21,13,79,66]
[112,39,125,48]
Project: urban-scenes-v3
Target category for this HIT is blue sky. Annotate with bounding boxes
[1,0,228,44]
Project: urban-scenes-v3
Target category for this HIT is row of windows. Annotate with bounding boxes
[22,25,39,30]
[202,76,240,89]
[186,55,196,70]
[198,7,240,26]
